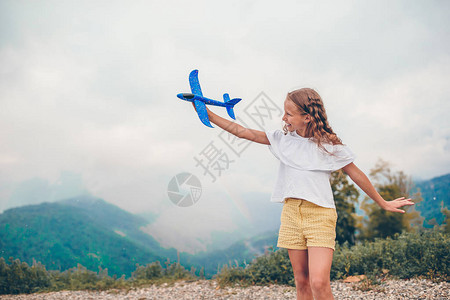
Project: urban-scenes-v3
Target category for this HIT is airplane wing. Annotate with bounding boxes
[194,100,213,128]
[189,70,203,96]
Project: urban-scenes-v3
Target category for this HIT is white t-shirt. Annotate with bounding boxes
[266,129,356,208]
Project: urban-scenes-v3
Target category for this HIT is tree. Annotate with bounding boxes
[331,171,360,245]
[0,258,50,295]
[0,258,7,294]
[358,160,423,241]
[441,206,450,234]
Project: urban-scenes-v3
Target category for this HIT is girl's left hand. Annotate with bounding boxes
[383,197,415,213]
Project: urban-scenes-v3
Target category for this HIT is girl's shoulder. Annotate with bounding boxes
[267,129,356,171]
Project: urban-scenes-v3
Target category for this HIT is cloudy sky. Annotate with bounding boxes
[1,0,449,252]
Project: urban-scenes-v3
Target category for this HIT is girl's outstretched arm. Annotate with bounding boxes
[342,163,415,213]
[193,103,270,145]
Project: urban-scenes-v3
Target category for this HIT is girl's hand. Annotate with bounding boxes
[382,197,414,213]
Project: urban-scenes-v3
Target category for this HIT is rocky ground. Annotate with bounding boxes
[1,278,449,299]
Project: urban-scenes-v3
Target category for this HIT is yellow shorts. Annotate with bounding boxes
[277,198,337,250]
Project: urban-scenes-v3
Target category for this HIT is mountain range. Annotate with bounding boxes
[0,196,277,278]
[0,173,448,278]
[0,197,177,277]
[414,173,450,226]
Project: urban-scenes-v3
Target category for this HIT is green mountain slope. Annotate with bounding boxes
[414,173,450,226]
[0,196,177,277]
[59,196,173,255]
[182,231,278,278]
[0,195,278,279]
[1,172,447,280]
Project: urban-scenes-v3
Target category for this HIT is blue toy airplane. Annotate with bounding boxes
[177,70,241,128]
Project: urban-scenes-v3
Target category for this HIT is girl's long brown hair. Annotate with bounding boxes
[284,88,343,149]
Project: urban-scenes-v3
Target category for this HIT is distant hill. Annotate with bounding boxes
[0,196,177,277]
[414,173,450,227]
[1,173,447,280]
[182,231,278,278]
[0,196,277,279]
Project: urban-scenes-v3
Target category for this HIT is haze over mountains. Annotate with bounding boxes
[414,173,450,226]
[0,196,278,278]
[0,173,448,278]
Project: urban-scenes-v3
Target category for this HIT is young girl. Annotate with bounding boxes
[192,88,414,300]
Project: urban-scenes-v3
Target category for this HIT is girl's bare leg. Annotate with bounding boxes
[288,249,313,300]
[307,247,335,300]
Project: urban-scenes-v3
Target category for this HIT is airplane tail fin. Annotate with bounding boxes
[223,93,241,120]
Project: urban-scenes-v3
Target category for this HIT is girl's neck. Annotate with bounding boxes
[295,129,307,137]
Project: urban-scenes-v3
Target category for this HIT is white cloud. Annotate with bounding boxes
[1,0,449,250]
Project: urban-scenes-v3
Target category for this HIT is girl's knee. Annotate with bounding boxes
[294,275,310,288]
[309,276,330,292]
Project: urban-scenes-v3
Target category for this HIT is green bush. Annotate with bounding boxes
[46,264,125,291]
[131,260,195,283]
[0,257,51,294]
[216,229,450,286]
[0,258,195,295]
[215,264,250,287]
[1,229,448,294]
[132,261,163,281]
[163,260,195,280]
[215,248,293,286]
[332,230,450,280]
[246,248,293,285]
